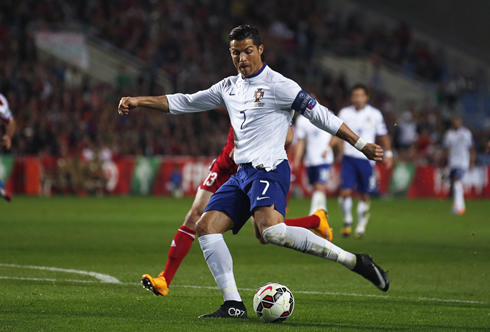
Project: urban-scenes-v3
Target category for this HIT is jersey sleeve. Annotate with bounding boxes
[166,81,225,115]
[274,79,343,135]
[375,110,388,136]
[0,94,13,123]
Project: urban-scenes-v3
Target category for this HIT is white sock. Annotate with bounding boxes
[355,201,370,234]
[310,190,327,215]
[262,223,357,269]
[453,180,465,210]
[339,196,353,225]
[198,234,242,302]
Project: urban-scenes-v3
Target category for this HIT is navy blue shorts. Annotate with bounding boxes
[306,164,331,185]
[450,168,466,181]
[204,160,290,234]
[340,156,377,194]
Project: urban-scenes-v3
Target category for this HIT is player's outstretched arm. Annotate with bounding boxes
[118,96,170,115]
[336,123,383,162]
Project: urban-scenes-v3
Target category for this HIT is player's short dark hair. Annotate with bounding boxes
[229,24,264,61]
[350,83,370,96]
[229,24,262,47]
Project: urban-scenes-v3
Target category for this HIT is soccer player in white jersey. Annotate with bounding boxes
[118,25,390,318]
[443,116,475,215]
[336,84,392,239]
[294,110,334,215]
[0,93,15,202]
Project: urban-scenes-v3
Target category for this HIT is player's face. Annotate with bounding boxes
[229,39,264,78]
[351,88,369,110]
[452,117,462,129]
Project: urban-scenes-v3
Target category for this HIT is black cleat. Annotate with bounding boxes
[198,301,247,319]
[352,253,390,292]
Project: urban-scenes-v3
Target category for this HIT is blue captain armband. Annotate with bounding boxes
[291,90,317,115]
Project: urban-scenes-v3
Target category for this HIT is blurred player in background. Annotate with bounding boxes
[335,84,392,239]
[293,102,335,215]
[443,116,475,215]
[141,124,332,297]
[0,93,15,202]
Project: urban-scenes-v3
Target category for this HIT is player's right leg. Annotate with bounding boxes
[195,179,251,318]
[0,180,12,202]
[141,188,213,296]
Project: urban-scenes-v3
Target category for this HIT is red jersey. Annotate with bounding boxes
[200,125,238,192]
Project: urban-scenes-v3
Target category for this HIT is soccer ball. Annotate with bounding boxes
[253,282,294,323]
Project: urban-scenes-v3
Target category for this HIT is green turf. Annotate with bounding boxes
[0,196,489,331]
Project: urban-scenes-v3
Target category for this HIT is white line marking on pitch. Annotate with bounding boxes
[0,275,486,305]
[0,264,121,284]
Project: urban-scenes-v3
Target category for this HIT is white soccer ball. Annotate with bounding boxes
[253,282,294,323]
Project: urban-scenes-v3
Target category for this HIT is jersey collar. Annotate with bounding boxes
[242,63,267,80]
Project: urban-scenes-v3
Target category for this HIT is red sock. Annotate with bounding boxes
[284,215,320,229]
[163,226,196,286]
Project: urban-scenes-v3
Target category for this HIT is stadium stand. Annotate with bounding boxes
[1,0,489,195]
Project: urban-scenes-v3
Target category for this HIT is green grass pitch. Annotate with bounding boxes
[0,196,489,331]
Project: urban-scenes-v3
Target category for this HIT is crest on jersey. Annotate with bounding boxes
[254,88,264,102]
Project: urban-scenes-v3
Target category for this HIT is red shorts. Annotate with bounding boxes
[200,154,237,193]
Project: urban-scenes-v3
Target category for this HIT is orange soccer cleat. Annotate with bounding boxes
[312,209,333,242]
[141,272,169,296]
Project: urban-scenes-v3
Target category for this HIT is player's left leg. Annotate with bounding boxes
[0,180,12,202]
[450,169,466,215]
[254,206,389,292]
[250,162,389,291]
[339,157,356,236]
[354,160,376,238]
[355,194,370,238]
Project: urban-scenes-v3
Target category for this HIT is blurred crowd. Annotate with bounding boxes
[0,0,488,171]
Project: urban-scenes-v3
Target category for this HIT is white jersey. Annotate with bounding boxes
[167,64,343,171]
[443,126,473,171]
[338,104,387,161]
[0,94,13,123]
[295,114,333,166]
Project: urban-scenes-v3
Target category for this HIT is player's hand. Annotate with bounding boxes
[322,149,329,159]
[1,135,11,150]
[361,143,383,161]
[384,156,393,169]
[229,148,235,159]
[118,97,138,115]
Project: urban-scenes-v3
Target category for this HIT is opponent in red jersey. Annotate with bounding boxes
[142,125,331,296]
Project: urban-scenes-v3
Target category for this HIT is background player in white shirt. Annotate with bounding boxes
[443,116,475,215]
[335,84,393,239]
[294,109,335,215]
[118,25,389,318]
[0,93,15,202]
